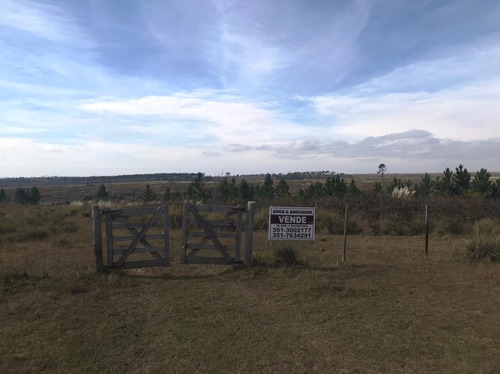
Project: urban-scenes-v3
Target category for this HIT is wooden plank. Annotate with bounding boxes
[181,203,189,264]
[342,205,348,263]
[108,207,158,216]
[187,218,236,227]
[92,205,103,271]
[184,256,241,265]
[119,259,165,269]
[116,208,163,267]
[105,212,114,267]
[112,222,164,229]
[425,204,429,259]
[113,234,165,243]
[113,247,165,255]
[184,243,237,251]
[187,231,237,239]
[191,204,244,214]
[189,207,231,261]
[234,210,243,262]
[245,201,255,266]
[163,205,171,266]
[114,214,163,262]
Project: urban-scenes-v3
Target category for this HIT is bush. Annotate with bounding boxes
[432,217,466,236]
[316,212,344,234]
[254,243,307,268]
[253,208,269,231]
[465,239,500,262]
[273,244,300,266]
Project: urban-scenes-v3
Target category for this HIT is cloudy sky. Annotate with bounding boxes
[1,0,499,177]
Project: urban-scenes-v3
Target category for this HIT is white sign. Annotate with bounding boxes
[268,206,315,240]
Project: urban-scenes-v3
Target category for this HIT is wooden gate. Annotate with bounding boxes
[101,206,170,269]
[181,204,250,265]
[92,202,254,270]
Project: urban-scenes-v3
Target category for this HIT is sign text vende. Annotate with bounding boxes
[268,206,315,240]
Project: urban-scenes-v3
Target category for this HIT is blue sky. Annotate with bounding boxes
[1,0,499,177]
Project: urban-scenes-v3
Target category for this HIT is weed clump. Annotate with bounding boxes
[273,244,300,266]
[465,239,500,263]
[255,243,307,268]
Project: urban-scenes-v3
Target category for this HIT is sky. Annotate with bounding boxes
[1,0,500,177]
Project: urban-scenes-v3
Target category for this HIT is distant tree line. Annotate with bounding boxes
[3,165,497,206]
[0,171,338,188]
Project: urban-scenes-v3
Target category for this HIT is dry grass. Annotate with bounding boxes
[0,204,499,373]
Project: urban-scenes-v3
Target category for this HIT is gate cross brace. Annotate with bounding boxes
[190,208,231,261]
[115,215,163,262]
[116,208,163,267]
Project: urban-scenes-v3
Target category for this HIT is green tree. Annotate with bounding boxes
[262,173,274,200]
[471,168,492,197]
[452,164,471,196]
[217,178,232,202]
[387,178,403,194]
[231,178,239,199]
[14,188,28,204]
[163,187,172,201]
[28,186,41,205]
[238,179,254,201]
[415,173,432,197]
[96,184,109,200]
[325,175,347,196]
[304,182,325,199]
[491,180,500,199]
[187,172,206,202]
[143,184,156,202]
[372,181,383,193]
[0,188,6,203]
[377,163,387,178]
[275,178,290,199]
[347,179,359,195]
[434,168,454,197]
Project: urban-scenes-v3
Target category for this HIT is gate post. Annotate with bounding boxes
[92,205,104,271]
[245,201,255,266]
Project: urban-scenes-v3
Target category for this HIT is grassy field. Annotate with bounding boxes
[1,203,499,373]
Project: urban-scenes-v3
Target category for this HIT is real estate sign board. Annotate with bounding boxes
[268,206,315,240]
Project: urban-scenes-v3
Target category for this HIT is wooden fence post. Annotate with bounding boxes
[245,201,255,266]
[425,204,429,258]
[92,205,103,271]
[181,203,189,264]
[342,205,348,263]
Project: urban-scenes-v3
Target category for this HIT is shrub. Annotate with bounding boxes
[465,239,500,263]
[476,218,500,236]
[253,208,269,231]
[273,244,300,266]
[316,212,344,234]
[265,243,309,268]
[13,187,41,205]
[254,243,307,268]
[432,217,466,236]
[96,184,109,200]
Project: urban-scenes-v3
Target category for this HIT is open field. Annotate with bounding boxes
[1,203,499,373]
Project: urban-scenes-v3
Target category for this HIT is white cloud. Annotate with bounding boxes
[310,79,500,141]
[0,0,93,47]
[79,92,317,144]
